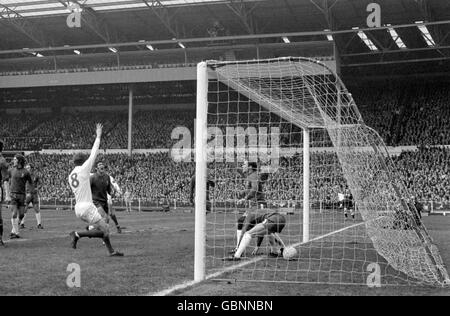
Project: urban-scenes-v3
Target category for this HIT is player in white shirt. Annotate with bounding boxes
[68,123,123,257]
[123,188,132,213]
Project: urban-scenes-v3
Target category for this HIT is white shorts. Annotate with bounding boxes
[75,202,103,225]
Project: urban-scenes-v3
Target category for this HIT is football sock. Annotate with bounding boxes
[235,233,252,258]
[110,214,119,227]
[102,236,115,254]
[236,230,242,248]
[36,213,41,225]
[11,218,19,234]
[19,214,25,225]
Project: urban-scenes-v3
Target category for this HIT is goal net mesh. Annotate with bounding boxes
[202,57,449,286]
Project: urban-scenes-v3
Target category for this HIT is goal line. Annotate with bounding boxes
[149,220,365,296]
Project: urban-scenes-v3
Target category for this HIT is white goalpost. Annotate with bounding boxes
[194,57,450,286]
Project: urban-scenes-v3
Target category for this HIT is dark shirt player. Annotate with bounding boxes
[8,154,32,239]
[90,161,122,233]
[20,163,43,229]
[0,140,10,246]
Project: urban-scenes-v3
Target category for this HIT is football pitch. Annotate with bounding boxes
[0,207,449,296]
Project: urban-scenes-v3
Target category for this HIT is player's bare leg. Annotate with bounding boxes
[33,203,43,229]
[109,206,122,233]
[225,223,267,261]
[230,215,246,254]
[97,206,108,222]
[70,218,123,257]
[18,206,26,229]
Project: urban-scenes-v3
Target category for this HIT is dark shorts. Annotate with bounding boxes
[265,213,286,234]
[93,200,109,214]
[343,201,354,209]
[26,193,39,205]
[11,193,26,207]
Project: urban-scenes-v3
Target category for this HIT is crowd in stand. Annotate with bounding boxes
[396,85,450,146]
[0,62,198,77]
[1,81,450,207]
[392,147,450,204]
[350,82,450,146]
[15,146,449,207]
[2,82,450,150]
[25,152,195,205]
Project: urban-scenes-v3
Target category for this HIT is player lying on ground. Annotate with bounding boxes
[19,163,43,229]
[227,211,287,260]
[68,123,123,257]
[224,161,287,261]
[8,154,33,239]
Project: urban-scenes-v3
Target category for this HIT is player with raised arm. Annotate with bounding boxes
[224,161,287,261]
[8,154,33,239]
[0,140,9,247]
[19,163,43,229]
[68,124,123,257]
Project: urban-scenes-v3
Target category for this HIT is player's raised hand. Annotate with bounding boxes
[96,123,103,138]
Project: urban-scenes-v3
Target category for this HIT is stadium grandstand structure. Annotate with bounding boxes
[0,0,449,79]
[0,0,449,296]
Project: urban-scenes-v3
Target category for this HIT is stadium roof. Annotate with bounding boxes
[0,0,229,18]
[0,0,449,76]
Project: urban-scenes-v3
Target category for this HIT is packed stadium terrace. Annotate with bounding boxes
[22,147,450,207]
[1,81,450,206]
[1,81,450,150]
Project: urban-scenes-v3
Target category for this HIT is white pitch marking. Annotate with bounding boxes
[149,221,365,296]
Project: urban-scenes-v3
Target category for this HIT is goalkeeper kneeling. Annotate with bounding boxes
[224,210,287,261]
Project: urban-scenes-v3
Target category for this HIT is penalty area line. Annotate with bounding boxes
[149,221,365,296]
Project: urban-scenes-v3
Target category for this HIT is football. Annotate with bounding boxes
[283,246,297,260]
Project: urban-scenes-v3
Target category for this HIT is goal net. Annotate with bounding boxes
[194,57,449,286]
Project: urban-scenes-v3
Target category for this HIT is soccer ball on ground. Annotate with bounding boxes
[282,246,297,260]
